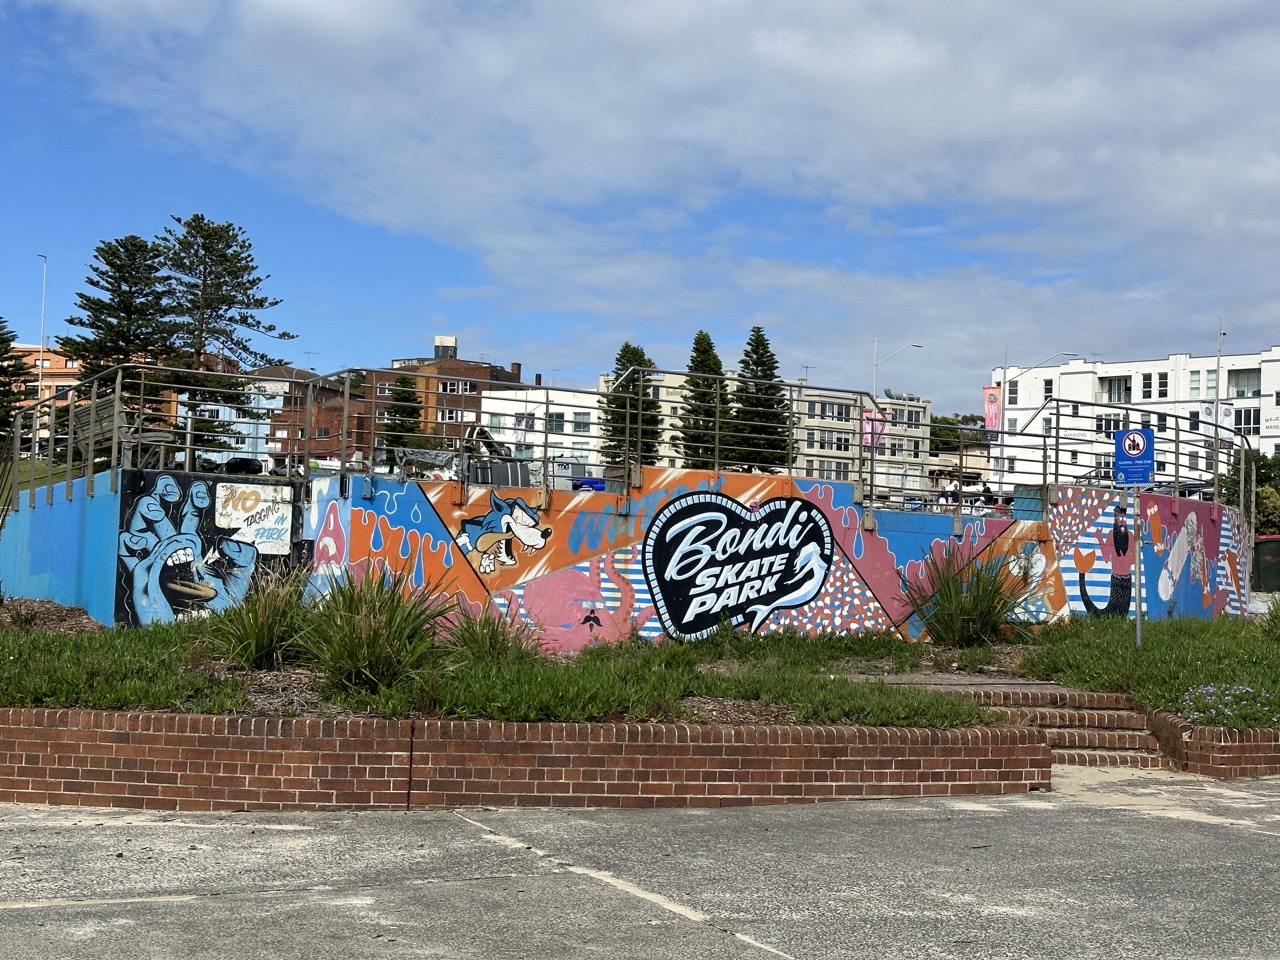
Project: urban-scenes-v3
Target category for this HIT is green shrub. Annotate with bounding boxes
[444,603,544,666]
[902,548,1034,647]
[196,566,311,670]
[299,570,453,694]
[0,622,244,712]
[697,668,999,727]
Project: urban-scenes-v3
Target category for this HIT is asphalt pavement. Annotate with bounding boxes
[3,766,1280,959]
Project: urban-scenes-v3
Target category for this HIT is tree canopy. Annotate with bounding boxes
[599,342,661,466]
[0,316,31,443]
[158,213,291,370]
[57,235,177,378]
[676,330,728,469]
[729,326,791,472]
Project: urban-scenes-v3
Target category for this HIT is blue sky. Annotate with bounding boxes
[3,1,1279,413]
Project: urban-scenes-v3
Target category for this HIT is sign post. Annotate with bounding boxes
[1114,429,1155,648]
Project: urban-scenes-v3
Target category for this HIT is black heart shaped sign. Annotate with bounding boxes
[642,492,833,640]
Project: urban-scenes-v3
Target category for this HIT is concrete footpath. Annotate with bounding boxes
[3,767,1280,959]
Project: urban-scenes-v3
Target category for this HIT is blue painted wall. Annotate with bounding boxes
[0,473,122,625]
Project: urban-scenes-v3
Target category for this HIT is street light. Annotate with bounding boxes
[1213,322,1226,502]
[37,254,47,402]
[872,338,923,397]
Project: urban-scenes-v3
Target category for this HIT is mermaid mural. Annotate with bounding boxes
[1074,504,1133,617]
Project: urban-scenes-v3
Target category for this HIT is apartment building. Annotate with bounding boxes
[993,345,1280,489]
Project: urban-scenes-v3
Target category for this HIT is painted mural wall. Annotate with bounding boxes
[116,470,301,626]
[0,467,1249,635]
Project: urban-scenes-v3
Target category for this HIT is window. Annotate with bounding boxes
[375,410,389,422]
[1142,373,1152,399]
[911,439,921,459]
[1235,407,1260,436]
[573,411,590,433]
[1005,456,1017,473]
[815,429,851,452]
[377,383,392,396]
[1007,380,1019,405]
[437,408,461,422]
[1042,416,1053,434]
[65,358,78,369]
[1006,417,1017,433]
[670,405,679,416]
[1070,450,1079,464]
[1190,371,1200,399]
[1141,413,1151,429]
[315,427,330,439]
[488,413,502,430]
[1158,372,1169,398]
[812,402,853,422]
[36,358,51,368]
[547,412,566,434]
[1101,376,1131,403]
[1043,378,1053,400]
[1228,369,1261,397]
[438,380,478,395]
[905,409,922,427]
[1070,403,1080,417]
[1157,414,1167,433]
[1206,370,1217,398]
[1095,414,1122,437]
[1188,452,1200,471]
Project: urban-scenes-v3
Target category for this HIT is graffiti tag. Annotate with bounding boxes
[642,492,833,640]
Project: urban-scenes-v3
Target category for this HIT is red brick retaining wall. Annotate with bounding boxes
[1146,708,1280,778]
[0,709,1051,812]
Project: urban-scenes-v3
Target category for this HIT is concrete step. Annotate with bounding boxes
[1052,748,1173,769]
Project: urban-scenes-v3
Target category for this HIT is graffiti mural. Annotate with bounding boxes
[642,491,834,640]
[7,461,1249,631]
[116,472,266,625]
[458,491,552,575]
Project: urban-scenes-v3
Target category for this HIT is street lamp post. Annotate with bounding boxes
[37,254,47,403]
[872,338,922,397]
[1212,322,1226,503]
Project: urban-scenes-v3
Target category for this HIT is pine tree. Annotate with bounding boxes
[384,375,424,451]
[57,235,177,379]
[159,214,291,370]
[676,330,728,469]
[598,342,661,466]
[0,316,32,445]
[729,326,791,472]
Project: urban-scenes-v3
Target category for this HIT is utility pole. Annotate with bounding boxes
[1212,321,1226,503]
[37,254,47,402]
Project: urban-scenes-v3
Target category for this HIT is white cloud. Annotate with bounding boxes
[40,0,1280,409]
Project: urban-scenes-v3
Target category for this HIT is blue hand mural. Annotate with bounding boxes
[117,474,258,624]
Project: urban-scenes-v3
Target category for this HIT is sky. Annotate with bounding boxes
[2,1,1279,414]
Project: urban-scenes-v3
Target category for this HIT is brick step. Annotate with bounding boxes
[1043,727,1160,752]
[1052,748,1173,769]
[988,706,1151,731]
[963,689,1137,711]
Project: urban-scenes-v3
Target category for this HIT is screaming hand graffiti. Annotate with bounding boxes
[642,492,834,640]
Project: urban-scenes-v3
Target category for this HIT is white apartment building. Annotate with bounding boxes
[993,345,1280,491]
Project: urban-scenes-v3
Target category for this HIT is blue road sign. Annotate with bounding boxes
[1114,428,1156,485]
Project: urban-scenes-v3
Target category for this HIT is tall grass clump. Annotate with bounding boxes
[444,604,544,666]
[299,571,453,695]
[902,548,1035,647]
[195,566,311,670]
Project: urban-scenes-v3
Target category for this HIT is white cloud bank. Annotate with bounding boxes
[48,0,1280,409]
